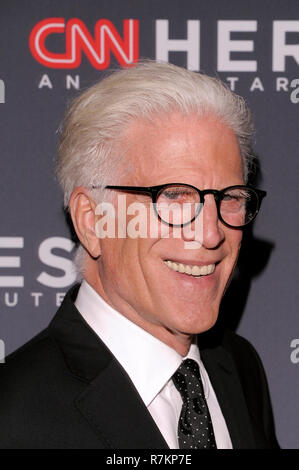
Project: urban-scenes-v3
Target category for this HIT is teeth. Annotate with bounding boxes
[191,265,201,276]
[164,260,215,277]
[178,263,185,273]
[185,265,192,275]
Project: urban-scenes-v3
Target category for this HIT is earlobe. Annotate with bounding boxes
[69,187,101,259]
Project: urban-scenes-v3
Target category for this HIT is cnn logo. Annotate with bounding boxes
[29,18,139,69]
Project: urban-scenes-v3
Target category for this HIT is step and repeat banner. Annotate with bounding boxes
[0,0,298,448]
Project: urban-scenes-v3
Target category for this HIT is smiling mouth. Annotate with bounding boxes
[164,260,216,277]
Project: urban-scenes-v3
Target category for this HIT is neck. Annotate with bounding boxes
[84,269,194,357]
[163,332,194,357]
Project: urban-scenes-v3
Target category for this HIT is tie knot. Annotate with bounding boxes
[172,358,204,403]
[179,358,200,377]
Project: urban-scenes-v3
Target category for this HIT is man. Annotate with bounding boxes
[0,61,278,449]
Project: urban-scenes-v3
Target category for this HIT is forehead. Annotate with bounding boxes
[117,111,243,186]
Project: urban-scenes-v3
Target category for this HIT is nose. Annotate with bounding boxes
[201,194,225,249]
[181,194,224,249]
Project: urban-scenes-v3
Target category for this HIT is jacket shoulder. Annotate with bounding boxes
[0,328,69,406]
[221,329,279,448]
[2,328,61,371]
[222,329,262,361]
[219,329,268,392]
[0,284,81,385]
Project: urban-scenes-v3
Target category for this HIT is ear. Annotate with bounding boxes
[69,187,101,258]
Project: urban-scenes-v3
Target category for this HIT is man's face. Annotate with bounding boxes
[94,112,244,351]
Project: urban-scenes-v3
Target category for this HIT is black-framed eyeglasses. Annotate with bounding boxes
[93,183,266,229]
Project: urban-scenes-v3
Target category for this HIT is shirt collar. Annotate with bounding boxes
[75,280,208,406]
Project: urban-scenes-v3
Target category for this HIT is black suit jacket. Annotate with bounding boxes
[0,285,278,449]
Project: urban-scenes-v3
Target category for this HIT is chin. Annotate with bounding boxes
[172,307,219,336]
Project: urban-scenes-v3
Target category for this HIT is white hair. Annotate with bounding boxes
[56,60,255,276]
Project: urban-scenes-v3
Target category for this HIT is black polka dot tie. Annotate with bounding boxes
[172,358,217,449]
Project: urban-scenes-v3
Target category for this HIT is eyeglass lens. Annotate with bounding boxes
[155,185,259,228]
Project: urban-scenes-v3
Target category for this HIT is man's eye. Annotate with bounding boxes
[162,190,193,200]
[222,193,246,202]
[222,194,238,201]
[163,191,182,199]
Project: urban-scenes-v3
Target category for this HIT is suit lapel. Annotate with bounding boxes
[200,343,256,449]
[49,285,168,449]
[75,357,169,449]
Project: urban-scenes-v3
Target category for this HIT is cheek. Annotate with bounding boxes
[235,232,243,253]
[224,231,242,276]
[99,239,127,284]
[226,227,242,253]
[99,237,148,287]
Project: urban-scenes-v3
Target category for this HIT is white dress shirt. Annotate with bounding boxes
[75,280,232,449]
